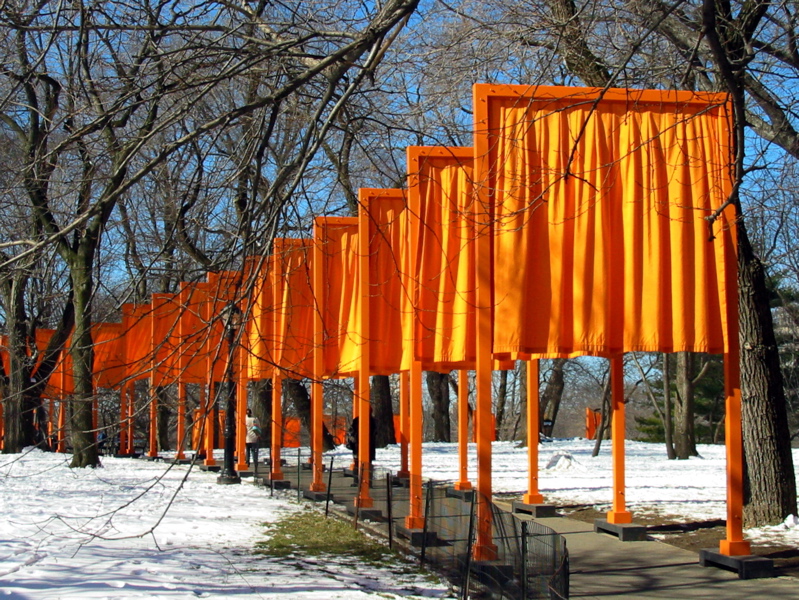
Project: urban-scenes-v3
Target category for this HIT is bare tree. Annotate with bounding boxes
[0,0,419,466]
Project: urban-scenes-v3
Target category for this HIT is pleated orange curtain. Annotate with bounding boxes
[360,189,408,375]
[122,303,152,381]
[206,271,244,381]
[246,258,274,380]
[272,238,315,379]
[151,293,180,387]
[92,323,126,389]
[177,283,212,384]
[407,147,478,370]
[474,85,737,357]
[314,219,361,378]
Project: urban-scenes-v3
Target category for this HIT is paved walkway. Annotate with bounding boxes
[531,515,799,599]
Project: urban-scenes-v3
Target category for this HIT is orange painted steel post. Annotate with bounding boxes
[271,375,284,480]
[356,199,373,509]
[311,221,326,492]
[175,382,186,460]
[473,137,498,561]
[405,360,424,529]
[607,355,632,524]
[397,370,410,479]
[57,401,67,453]
[720,351,750,555]
[524,360,545,505]
[454,369,472,491]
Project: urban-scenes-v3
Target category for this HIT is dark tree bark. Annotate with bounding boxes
[738,230,798,525]
[371,375,395,447]
[250,380,272,448]
[426,371,451,442]
[662,354,677,460]
[674,352,697,459]
[701,0,798,525]
[540,358,567,437]
[592,371,612,457]
[156,387,171,451]
[494,369,509,440]
[283,378,336,451]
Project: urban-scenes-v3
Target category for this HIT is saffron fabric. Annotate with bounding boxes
[93,323,126,388]
[474,85,737,357]
[361,189,407,375]
[272,238,315,379]
[407,147,477,369]
[315,219,360,377]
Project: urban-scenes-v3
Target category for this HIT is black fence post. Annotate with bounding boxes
[297,448,302,501]
[386,472,394,550]
[521,520,528,599]
[420,480,433,564]
[325,454,335,517]
[462,490,477,600]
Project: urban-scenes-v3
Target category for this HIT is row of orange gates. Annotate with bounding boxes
[1,84,749,560]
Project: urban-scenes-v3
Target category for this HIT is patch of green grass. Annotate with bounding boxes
[255,510,395,564]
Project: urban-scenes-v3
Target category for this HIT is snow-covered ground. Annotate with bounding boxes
[1,439,797,598]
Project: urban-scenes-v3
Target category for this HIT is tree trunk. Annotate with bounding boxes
[371,374,395,447]
[157,387,171,451]
[68,263,99,468]
[662,353,676,460]
[674,352,697,459]
[282,378,336,451]
[592,372,612,457]
[494,370,509,440]
[738,228,798,525]
[540,358,567,437]
[426,371,451,442]
[251,380,272,448]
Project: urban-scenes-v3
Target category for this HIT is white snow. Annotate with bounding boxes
[1,438,797,598]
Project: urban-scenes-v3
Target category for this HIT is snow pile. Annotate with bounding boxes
[544,451,583,472]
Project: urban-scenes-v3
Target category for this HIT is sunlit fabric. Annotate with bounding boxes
[475,85,737,357]
[246,260,273,380]
[92,323,125,388]
[122,303,151,381]
[408,147,477,369]
[272,238,315,379]
[361,189,407,375]
[178,283,212,384]
[151,293,179,387]
[315,219,360,377]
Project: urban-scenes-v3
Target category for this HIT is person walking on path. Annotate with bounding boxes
[245,409,261,469]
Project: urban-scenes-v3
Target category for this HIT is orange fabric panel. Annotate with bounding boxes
[407,147,477,369]
[93,323,126,388]
[122,303,152,380]
[272,239,315,379]
[474,85,737,356]
[177,283,211,384]
[206,271,244,381]
[361,189,408,375]
[282,416,302,448]
[314,220,360,377]
[246,257,274,380]
[151,293,180,387]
